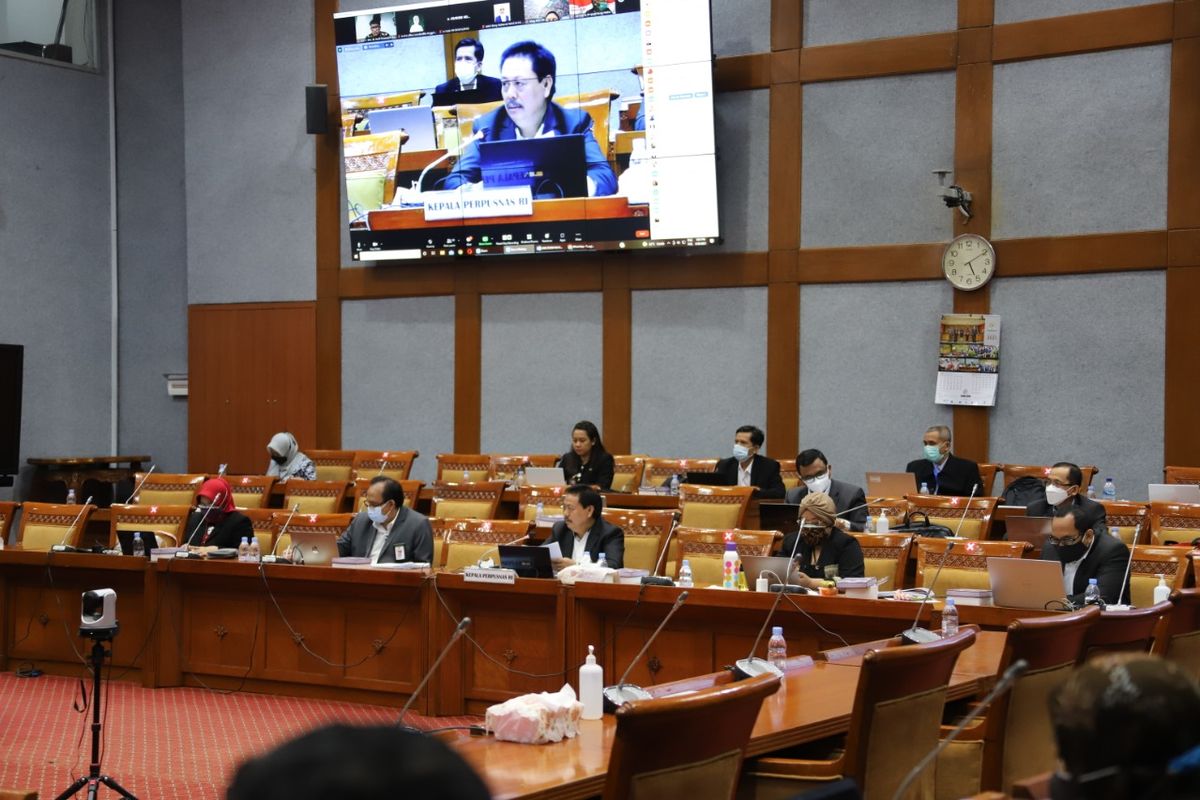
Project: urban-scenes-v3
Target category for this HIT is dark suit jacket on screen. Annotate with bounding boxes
[905,454,984,497]
[713,454,786,500]
[1041,531,1130,606]
[785,479,869,532]
[336,506,434,564]
[432,74,503,102]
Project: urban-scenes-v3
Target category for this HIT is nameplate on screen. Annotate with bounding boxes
[423,187,534,221]
[463,567,517,585]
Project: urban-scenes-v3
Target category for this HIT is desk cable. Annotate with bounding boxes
[756,571,851,649]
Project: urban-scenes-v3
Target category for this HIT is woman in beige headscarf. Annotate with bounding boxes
[265,432,317,481]
[780,491,865,588]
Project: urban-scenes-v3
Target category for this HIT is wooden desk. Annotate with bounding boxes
[367,197,648,231]
[26,454,150,506]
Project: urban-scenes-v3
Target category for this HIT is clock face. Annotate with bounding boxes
[942,234,995,291]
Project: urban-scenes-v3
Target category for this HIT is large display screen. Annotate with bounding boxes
[333,0,718,261]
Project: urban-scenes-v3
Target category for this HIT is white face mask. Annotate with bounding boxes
[366,502,390,524]
[1045,484,1071,506]
[732,444,751,462]
[455,62,479,85]
[804,472,832,494]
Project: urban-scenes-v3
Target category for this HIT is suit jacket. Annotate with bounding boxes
[443,101,617,196]
[548,518,624,569]
[336,506,434,564]
[432,74,503,102]
[1041,531,1130,605]
[905,453,983,497]
[780,527,865,580]
[184,509,254,549]
[713,454,786,500]
[785,479,869,532]
[559,450,615,491]
[1026,494,1110,538]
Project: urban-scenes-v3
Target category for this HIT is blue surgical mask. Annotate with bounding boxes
[923,444,944,463]
[733,444,751,461]
[366,503,389,524]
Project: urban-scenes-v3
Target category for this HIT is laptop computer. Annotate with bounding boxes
[1148,483,1200,504]
[987,557,1069,610]
[288,532,338,566]
[366,107,438,150]
[1004,515,1053,547]
[431,88,493,107]
[524,466,566,487]
[740,555,805,587]
[478,134,588,198]
[864,471,918,499]
[684,470,732,486]
[498,544,554,578]
[757,503,803,537]
[117,529,157,557]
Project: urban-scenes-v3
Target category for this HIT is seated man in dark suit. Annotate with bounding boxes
[784,448,868,532]
[443,40,617,196]
[336,476,433,564]
[433,38,503,102]
[548,484,624,569]
[713,424,786,499]
[905,424,983,497]
[1025,461,1109,537]
[1041,509,1129,606]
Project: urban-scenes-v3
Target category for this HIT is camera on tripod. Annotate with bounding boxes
[80,588,119,640]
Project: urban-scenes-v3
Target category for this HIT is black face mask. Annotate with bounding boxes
[800,526,830,546]
[271,454,287,465]
[1055,537,1090,563]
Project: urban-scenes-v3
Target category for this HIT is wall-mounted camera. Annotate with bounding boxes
[80,589,118,639]
[933,169,973,220]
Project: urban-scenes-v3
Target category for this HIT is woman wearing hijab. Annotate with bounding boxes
[779,491,865,587]
[265,432,317,481]
[184,477,255,549]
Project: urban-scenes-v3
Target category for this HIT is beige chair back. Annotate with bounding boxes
[109,503,190,548]
[282,480,350,514]
[678,484,755,530]
[431,481,506,519]
[17,502,95,551]
[674,528,777,587]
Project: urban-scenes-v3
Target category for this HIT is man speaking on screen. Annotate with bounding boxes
[443,40,617,197]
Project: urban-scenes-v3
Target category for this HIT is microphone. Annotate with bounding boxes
[901,539,956,644]
[397,616,472,730]
[766,519,809,594]
[641,516,680,586]
[890,659,1030,800]
[123,465,156,503]
[183,492,225,546]
[950,483,978,538]
[50,497,94,552]
[472,533,531,568]
[217,463,228,477]
[733,576,790,679]
[414,130,485,195]
[602,590,689,712]
[265,504,301,562]
[1103,526,1139,609]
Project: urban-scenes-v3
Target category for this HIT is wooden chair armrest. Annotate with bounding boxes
[940,717,987,741]
[744,753,846,780]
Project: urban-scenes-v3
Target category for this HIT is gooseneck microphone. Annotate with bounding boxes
[901,539,956,644]
[733,578,790,679]
[267,504,302,562]
[414,130,486,195]
[950,483,979,538]
[123,465,156,503]
[51,497,95,552]
[641,517,680,586]
[183,492,225,546]
[603,590,689,711]
[889,659,1029,800]
[397,617,472,730]
[472,534,532,568]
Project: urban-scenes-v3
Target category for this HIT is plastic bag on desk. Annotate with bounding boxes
[485,683,583,744]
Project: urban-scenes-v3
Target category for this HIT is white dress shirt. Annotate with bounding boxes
[737,459,753,487]
[367,511,399,563]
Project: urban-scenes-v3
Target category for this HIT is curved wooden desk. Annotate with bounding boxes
[26,454,150,505]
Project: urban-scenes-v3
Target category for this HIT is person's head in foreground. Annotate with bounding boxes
[227,723,490,800]
[1049,654,1200,800]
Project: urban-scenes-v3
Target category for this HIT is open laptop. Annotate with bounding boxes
[864,471,918,499]
[1004,515,1053,547]
[987,557,1069,610]
[117,530,157,557]
[757,503,803,538]
[684,470,732,486]
[1148,483,1200,504]
[741,555,805,588]
[288,532,338,566]
[478,134,588,198]
[524,466,566,487]
[431,88,493,107]
[366,107,438,150]
[498,544,554,578]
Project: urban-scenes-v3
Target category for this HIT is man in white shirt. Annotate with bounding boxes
[337,477,434,564]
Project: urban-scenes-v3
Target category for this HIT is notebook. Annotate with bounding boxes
[987,557,1068,610]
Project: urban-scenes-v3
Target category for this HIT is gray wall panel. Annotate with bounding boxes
[480,292,602,455]
[803,0,956,47]
[713,90,769,253]
[115,0,188,472]
[989,272,1164,501]
[801,72,955,248]
[183,0,315,304]
[995,0,1161,24]
[0,22,114,500]
[992,46,1169,239]
[631,287,768,459]
[712,0,769,57]
[799,281,954,490]
[341,296,455,484]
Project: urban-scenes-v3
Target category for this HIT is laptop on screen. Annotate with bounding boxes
[1148,483,1200,504]
[498,544,554,578]
[987,557,1069,610]
[864,471,918,499]
[478,134,587,198]
[366,107,438,150]
[524,467,566,487]
[288,532,338,566]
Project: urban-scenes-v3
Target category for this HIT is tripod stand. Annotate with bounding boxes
[54,628,138,800]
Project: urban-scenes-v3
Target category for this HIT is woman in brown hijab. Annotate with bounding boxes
[779,491,865,587]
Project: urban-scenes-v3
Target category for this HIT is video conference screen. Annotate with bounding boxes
[333,0,718,261]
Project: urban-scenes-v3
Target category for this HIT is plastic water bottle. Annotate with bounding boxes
[1154,574,1171,605]
[515,465,526,487]
[722,535,741,589]
[579,550,592,566]
[596,554,608,570]
[678,559,694,588]
[767,626,787,670]
[876,511,890,534]
[1087,484,1096,499]
[132,532,145,557]
[66,489,77,505]
[919,482,930,495]
[248,537,261,563]
[669,473,681,495]
[864,513,875,534]
[462,470,470,483]
[1084,577,1102,606]
[536,501,545,519]
[1102,478,1117,501]
[1110,527,1121,543]
[238,536,250,562]
[941,598,959,637]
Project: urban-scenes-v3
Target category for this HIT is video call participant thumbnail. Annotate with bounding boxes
[435,38,503,102]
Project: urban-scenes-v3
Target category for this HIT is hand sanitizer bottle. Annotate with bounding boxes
[579,644,603,720]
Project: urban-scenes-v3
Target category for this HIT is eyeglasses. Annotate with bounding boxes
[1048,532,1086,547]
[501,77,541,92]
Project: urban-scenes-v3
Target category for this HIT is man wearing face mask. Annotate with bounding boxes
[337,476,434,564]
[1026,461,1109,538]
[1042,509,1128,606]
[712,425,786,500]
[784,448,868,532]
[779,492,865,588]
[905,425,983,497]
[433,38,503,102]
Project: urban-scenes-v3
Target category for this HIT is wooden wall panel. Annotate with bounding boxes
[992,3,1174,63]
[315,0,341,449]
[1165,267,1200,468]
[1168,36,1200,230]
[602,258,632,455]
[454,266,481,453]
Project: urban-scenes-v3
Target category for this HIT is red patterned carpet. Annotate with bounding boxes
[0,672,479,799]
